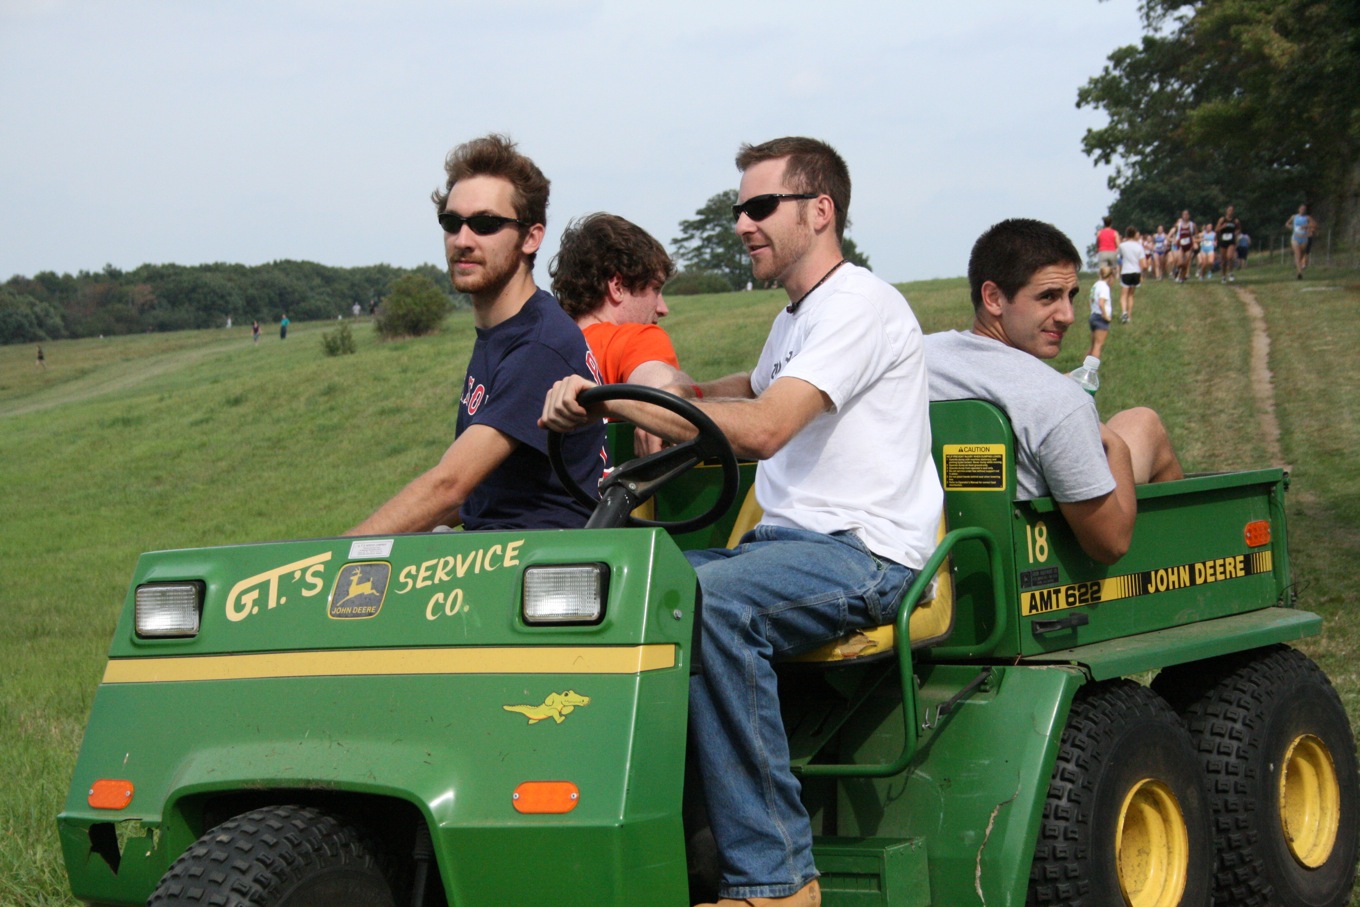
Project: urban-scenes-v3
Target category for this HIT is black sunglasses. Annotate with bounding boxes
[731,193,818,223]
[438,212,528,236]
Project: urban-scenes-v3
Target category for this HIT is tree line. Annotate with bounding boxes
[1078,0,1359,240]
[3,190,876,345]
[0,260,464,346]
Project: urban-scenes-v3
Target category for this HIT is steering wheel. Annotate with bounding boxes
[548,384,740,534]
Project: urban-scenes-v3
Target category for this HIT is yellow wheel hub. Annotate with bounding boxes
[1116,778,1189,907]
[1280,733,1340,868]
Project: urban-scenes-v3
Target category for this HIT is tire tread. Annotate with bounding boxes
[149,804,392,907]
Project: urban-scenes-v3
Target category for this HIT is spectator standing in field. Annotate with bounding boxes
[279,313,290,340]
[348,134,606,536]
[1237,231,1251,270]
[1151,225,1168,279]
[924,218,1183,565]
[1171,210,1195,282]
[251,320,260,344]
[1088,264,1113,359]
[1215,206,1241,283]
[35,345,46,369]
[1118,227,1145,323]
[1287,204,1316,279]
[1095,216,1119,276]
[542,136,941,907]
[1197,221,1217,280]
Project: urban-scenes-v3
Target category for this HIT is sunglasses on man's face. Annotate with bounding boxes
[731,193,818,223]
[438,212,528,236]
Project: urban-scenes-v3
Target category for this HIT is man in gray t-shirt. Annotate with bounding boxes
[924,218,1183,565]
[926,330,1113,503]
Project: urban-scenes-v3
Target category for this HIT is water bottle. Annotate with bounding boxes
[1068,356,1101,395]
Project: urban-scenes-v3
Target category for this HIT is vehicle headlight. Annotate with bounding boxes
[522,565,607,625]
[135,582,203,638]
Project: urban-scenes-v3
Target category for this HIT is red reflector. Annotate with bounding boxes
[512,781,579,814]
[1245,520,1271,547]
[88,779,134,810]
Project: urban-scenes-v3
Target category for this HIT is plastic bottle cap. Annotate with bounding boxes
[1083,356,1101,370]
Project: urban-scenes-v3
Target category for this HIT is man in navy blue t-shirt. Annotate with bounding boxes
[348,134,606,535]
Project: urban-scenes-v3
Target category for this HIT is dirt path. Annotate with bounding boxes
[1232,285,1285,467]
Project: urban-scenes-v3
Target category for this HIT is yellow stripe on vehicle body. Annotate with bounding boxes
[102,644,677,684]
[1022,550,1273,617]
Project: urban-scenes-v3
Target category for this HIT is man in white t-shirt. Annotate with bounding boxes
[542,137,941,907]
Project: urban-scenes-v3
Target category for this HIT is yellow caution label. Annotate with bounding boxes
[943,444,1006,491]
[1022,550,1274,617]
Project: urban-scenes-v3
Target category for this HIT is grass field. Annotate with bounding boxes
[2,259,1358,904]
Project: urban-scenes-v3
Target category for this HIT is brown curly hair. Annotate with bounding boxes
[549,213,674,319]
[431,134,550,268]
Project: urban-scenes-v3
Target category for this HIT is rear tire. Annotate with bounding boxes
[149,804,397,906]
[1154,645,1359,907]
[1028,680,1213,906]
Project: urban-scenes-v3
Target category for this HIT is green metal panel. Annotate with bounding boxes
[1023,607,1321,680]
[802,664,1086,907]
[60,529,699,906]
[925,400,1298,665]
[814,838,931,907]
[1013,469,1290,655]
[62,672,687,905]
[927,401,1021,658]
[107,529,693,657]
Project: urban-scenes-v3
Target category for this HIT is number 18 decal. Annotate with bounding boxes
[1026,521,1050,563]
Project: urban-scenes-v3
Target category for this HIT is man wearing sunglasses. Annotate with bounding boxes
[348,134,606,536]
[542,136,941,907]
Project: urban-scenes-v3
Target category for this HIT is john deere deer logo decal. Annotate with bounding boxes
[328,562,390,619]
[503,691,591,725]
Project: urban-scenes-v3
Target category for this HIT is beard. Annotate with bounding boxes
[748,207,812,285]
[750,229,812,285]
[449,248,519,298]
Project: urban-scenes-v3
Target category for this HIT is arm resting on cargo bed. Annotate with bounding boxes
[1055,408,1183,564]
[1057,424,1137,564]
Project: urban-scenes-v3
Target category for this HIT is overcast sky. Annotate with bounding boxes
[1,0,1145,286]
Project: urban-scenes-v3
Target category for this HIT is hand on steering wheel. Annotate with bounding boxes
[547,384,740,533]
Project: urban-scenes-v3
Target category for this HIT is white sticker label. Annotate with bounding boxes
[348,538,394,559]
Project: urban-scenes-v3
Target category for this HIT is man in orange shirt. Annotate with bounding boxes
[550,212,695,389]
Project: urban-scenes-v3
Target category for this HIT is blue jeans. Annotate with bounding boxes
[685,525,915,900]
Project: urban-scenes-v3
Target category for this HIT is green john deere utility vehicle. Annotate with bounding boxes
[60,387,1358,906]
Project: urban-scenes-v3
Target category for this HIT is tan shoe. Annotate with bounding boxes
[695,878,820,907]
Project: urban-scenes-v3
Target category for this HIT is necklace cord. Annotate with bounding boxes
[787,259,848,314]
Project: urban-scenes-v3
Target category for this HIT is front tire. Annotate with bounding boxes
[1154,645,1359,907]
[1028,680,1214,906]
[149,804,397,906]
